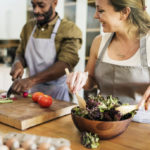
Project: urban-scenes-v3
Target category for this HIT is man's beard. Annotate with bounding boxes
[34,6,53,26]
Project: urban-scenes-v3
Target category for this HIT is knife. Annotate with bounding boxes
[6,84,13,98]
[6,76,22,98]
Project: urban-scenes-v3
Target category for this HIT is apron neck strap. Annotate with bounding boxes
[140,36,147,67]
[31,25,37,37]
[50,18,61,39]
[98,33,114,61]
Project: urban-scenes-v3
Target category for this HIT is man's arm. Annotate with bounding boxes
[30,61,71,85]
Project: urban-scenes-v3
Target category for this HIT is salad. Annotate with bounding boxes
[72,94,136,121]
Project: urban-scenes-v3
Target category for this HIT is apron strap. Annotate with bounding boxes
[31,25,37,37]
[50,18,61,40]
[98,33,114,61]
[140,36,147,67]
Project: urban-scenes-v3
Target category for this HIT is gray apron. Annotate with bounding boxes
[25,18,70,101]
[95,33,150,123]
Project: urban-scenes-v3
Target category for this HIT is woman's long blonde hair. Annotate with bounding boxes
[109,0,150,37]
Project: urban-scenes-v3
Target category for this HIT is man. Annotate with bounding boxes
[10,0,82,101]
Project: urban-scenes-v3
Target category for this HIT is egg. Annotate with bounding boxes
[0,145,9,150]
[16,148,25,150]
[38,142,51,150]
[57,146,71,150]
[5,137,20,149]
[5,137,17,148]
[21,140,33,149]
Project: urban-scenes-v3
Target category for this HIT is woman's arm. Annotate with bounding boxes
[66,35,102,93]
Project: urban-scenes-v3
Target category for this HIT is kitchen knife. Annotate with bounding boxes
[6,85,13,98]
[6,77,21,98]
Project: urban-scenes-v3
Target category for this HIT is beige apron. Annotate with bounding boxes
[95,33,150,123]
[25,18,70,101]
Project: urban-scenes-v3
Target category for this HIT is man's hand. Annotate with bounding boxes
[10,61,24,80]
[11,78,34,94]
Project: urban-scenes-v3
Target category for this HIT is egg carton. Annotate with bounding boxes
[0,132,71,150]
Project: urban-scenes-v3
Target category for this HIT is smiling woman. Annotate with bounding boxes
[66,0,150,123]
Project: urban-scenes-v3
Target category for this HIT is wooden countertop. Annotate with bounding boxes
[0,114,150,150]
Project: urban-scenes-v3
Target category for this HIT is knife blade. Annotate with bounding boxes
[6,85,13,98]
[6,77,21,98]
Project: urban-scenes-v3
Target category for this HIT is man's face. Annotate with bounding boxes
[31,0,54,25]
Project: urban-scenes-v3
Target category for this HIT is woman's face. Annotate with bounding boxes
[94,0,122,33]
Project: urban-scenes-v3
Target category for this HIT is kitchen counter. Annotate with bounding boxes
[0,114,150,150]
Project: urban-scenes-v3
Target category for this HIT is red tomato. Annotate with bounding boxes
[38,95,53,108]
[32,92,44,102]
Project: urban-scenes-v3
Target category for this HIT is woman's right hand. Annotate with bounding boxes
[66,71,88,93]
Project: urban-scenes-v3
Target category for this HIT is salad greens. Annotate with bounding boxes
[72,94,136,121]
[81,132,100,149]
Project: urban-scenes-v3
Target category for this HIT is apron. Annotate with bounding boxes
[25,18,70,102]
[95,33,150,123]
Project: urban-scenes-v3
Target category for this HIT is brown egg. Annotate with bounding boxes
[21,140,33,149]
[16,148,25,150]
[0,145,9,150]
[38,142,51,150]
[5,137,16,148]
[57,146,71,150]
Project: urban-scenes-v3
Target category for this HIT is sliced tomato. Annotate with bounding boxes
[32,92,44,102]
[38,95,53,108]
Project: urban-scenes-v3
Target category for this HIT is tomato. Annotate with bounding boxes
[32,92,44,102]
[38,95,53,108]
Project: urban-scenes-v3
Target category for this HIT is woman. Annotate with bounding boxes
[66,0,150,123]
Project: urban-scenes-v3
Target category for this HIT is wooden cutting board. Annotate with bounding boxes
[0,94,77,130]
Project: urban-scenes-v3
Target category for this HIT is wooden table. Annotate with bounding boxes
[0,115,150,150]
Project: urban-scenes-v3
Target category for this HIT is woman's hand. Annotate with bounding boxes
[66,71,88,93]
[141,86,150,110]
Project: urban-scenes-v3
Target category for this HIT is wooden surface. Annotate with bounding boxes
[0,94,76,130]
[0,115,150,150]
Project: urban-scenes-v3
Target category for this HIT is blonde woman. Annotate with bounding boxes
[66,0,150,123]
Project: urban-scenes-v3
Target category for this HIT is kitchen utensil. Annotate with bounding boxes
[115,105,138,115]
[115,98,143,115]
[6,85,13,98]
[65,68,86,109]
[71,106,132,140]
[6,77,21,98]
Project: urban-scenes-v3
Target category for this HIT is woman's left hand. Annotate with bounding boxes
[141,86,150,110]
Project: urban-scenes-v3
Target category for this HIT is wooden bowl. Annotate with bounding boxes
[71,108,132,140]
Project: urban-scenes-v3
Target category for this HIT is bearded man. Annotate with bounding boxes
[10,0,82,101]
